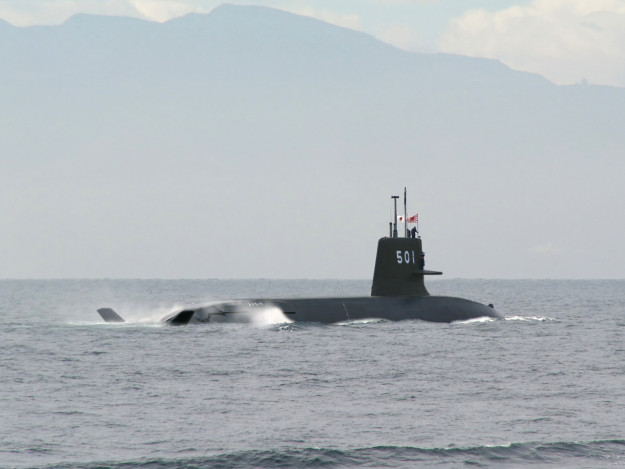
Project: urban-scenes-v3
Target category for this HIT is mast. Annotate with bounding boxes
[392,195,399,238]
[404,187,407,237]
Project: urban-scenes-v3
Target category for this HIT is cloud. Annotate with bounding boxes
[130,0,211,22]
[372,0,438,3]
[0,0,222,25]
[439,0,625,87]
[0,1,365,30]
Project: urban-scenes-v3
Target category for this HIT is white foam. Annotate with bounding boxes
[206,304,293,325]
[504,315,555,322]
[454,316,497,324]
[247,305,294,325]
[335,317,388,326]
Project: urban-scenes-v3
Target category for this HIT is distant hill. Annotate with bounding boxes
[1,4,624,279]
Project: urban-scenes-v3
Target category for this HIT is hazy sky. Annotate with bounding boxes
[2,1,625,280]
[2,0,625,87]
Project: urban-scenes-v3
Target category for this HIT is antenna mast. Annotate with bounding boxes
[391,196,399,238]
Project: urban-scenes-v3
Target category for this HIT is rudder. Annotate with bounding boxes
[97,308,125,323]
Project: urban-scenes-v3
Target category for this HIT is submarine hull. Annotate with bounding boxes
[188,296,500,324]
[98,199,502,325]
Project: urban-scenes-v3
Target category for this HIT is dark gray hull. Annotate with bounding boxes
[188,295,500,324]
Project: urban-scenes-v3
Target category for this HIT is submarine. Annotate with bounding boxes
[98,191,501,325]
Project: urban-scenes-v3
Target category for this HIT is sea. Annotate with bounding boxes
[1,278,624,468]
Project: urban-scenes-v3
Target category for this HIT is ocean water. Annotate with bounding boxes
[1,279,624,468]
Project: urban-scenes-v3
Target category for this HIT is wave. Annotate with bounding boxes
[453,315,556,325]
[35,440,625,468]
[504,315,556,322]
[455,316,497,324]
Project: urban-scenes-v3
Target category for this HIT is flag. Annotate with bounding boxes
[406,214,418,224]
[397,215,405,222]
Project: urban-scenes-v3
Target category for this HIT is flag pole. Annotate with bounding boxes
[404,187,407,238]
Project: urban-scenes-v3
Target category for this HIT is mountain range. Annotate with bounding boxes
[1,4,624,279]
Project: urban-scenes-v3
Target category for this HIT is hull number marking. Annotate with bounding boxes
[396,250,417,264]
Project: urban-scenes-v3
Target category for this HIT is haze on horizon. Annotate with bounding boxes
[1,2,624,280]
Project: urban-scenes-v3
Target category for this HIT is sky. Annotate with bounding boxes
[2,0,625,280]
[1,0,625,88]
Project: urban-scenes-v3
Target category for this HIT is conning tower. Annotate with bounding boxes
[371,190,442,297]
